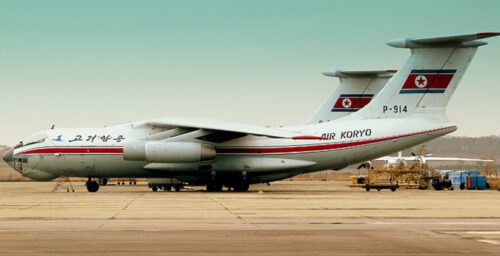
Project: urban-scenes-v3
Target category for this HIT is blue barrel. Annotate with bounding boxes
[476,176,487,190]
[469,176,477,189]
[461,172,480,188]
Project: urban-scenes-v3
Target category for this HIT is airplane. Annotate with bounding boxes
[374,151,494,169]
[3,32,499,192]
[106,68,397,190]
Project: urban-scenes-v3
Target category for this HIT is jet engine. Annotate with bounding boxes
[123,141,215,163]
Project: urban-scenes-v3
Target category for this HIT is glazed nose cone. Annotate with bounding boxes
[2,149,13,163]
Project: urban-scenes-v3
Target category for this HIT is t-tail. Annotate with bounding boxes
[305,69,395,124]
[344,32,500,121]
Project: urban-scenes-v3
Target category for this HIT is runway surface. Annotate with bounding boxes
[0,181,499,255]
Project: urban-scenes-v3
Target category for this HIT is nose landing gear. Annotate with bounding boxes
[86,178,100,192]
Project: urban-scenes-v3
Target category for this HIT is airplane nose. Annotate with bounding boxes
[2,149,14,163]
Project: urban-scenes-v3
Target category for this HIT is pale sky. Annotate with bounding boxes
[1,0,500,145]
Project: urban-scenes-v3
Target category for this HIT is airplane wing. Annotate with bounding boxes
[144,116,322,141]
[422,157,494,162]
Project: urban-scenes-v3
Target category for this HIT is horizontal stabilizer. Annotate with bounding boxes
[387,32,500,48]
[322,69,396,78]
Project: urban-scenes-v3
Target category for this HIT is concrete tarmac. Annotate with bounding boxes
[0,181,499,255]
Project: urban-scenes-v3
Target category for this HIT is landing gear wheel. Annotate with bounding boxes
[152,186,158,192]
[174,185,181,192]
[365,187,370,192]
[206,183,223,192]
[86,180,99,192]
[376,187,382,191]
[98,178,108,186]
[234,184,249,192]
[390,187,397,192]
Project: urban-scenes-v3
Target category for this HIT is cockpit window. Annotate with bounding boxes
[24,138,45,146]
[21,132,47,147]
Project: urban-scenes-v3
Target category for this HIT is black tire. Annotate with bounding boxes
[460,183,465,190]
[376,187,382,192]
[390,187,396,192]
[152,186,158,192]
[98,178,108,186]
[174,185,181,192]
[86,181,99,192]
[365,187,370,192]
[234,183,250,192]
[486,183,490,189]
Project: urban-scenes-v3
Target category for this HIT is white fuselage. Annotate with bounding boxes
[11,115,456,184]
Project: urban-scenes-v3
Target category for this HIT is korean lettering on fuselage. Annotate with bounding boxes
[66,134,126,143]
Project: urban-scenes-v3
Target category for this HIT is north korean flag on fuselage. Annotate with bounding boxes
[331,94,373,112]
[399,69,456,94]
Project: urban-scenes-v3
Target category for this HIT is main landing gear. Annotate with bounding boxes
[86,178,99,192]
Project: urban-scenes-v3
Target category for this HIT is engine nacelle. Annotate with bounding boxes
[123,141,215,163]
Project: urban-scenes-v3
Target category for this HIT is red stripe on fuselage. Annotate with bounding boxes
[216,126,456,154]
[16,126,456,156]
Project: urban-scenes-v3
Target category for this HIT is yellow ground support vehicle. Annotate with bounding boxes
[350,177,366,187]
[359,169,430,191]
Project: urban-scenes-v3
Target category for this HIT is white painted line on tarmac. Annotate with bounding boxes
[368,222,500,225]
[478,240,500,245]
[443,231,500,235]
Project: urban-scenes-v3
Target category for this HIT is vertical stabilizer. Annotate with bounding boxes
[345,33,500,120]
[306,70,395,124]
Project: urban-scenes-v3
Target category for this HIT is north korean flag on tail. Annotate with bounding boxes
[399,69,456,94]
[331,94,374,112]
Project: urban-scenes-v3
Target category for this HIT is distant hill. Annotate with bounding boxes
[400,136,500,160]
